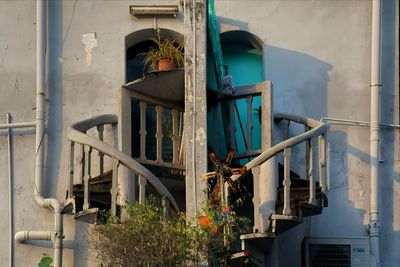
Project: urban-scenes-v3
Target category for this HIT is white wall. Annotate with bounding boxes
[215,0,399,266]
[0,0,398,266]
[0,1,183,266]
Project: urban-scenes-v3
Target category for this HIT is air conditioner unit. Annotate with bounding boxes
[303,237,370,267]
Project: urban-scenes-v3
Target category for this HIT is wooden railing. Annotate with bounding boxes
[212,82,271,160]
[133,98,184,170]
[121,84,185,174]
[67,114,179,217]
[233,113,328,230]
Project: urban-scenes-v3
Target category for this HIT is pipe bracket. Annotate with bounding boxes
[367,220,381,237]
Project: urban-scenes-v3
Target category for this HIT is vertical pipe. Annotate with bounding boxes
[53,211,63,267]
[35,0,46,203]
[369,0,381,264]
[7,113,14,267]
[36,1,65,266]
[13,2,66,267]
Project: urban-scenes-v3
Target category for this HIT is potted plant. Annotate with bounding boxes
[141,36,184,72]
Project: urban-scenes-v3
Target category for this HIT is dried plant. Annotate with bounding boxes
[90,198,208,267]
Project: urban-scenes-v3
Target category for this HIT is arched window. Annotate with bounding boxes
[125,29,184,83]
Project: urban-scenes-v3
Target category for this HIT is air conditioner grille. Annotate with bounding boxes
[310,244,351,267]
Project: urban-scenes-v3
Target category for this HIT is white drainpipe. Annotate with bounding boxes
[14,1,74,267]
[368,0,381,266]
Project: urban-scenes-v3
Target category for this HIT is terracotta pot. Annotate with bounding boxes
[158,58,175,71]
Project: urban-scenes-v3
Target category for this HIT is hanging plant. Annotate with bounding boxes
[140,34,184,72]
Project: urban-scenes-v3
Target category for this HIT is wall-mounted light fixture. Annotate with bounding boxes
[129,5,179,17]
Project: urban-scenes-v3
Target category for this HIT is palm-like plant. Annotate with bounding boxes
[141,36,184,71]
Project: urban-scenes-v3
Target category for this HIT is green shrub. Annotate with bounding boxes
[90,199,208,266]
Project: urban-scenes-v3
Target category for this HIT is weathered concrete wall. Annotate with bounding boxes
[0,1,183,266]
[215,0,399,266]
[0,0,398,266]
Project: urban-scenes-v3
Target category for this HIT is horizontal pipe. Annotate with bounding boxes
[321,117,400,129]
[0,122,36,130]
[14,231,52,243]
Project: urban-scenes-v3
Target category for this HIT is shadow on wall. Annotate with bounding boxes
[265,45,332,119]
[45,0,63,198]
[45,2,89,267]
[265,45,332,177]
[314,131,367,236]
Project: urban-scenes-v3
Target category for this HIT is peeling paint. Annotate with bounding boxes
[81,32,98,67]
[196,127,206,146]
[58,57,65,64]
[13,78,20,90]
[359,189,365,201]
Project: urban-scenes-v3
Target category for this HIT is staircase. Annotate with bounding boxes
[233,113,329,266]
[66,90,328,266]
[67,114,180,223]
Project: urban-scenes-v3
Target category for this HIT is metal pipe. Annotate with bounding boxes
[321,117,400,129]
[15,1,69,267]
[34,2,65,266]
[14,231,52,242]
[7,114,14,267]
[369,0,381,265]
[53,212,63,267]
[0,121,36,130]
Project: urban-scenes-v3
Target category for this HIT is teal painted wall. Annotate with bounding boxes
[208,42,263,162]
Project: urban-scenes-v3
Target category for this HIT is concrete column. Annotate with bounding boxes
[259,82,276,231]
[184,0,207,217]
[119,88,135,211]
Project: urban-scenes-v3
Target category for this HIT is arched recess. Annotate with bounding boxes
[220,30,264,84]
[121,28,186,210]
[125,28,184,83]
[124,28,185,160]
[208,30,264,158]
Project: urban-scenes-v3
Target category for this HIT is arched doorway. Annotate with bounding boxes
[207,30,264,159]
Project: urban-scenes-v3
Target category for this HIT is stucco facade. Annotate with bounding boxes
[0,0,398,266]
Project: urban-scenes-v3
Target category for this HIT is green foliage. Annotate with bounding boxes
[198,197,252,266]
[90,198,208,267]
[38,256,53,267]
[140,35,184,71]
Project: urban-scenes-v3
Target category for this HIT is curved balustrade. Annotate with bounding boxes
[234,112,328,223]
[67,114,179,216]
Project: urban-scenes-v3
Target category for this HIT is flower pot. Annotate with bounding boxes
[158,58,175,71]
